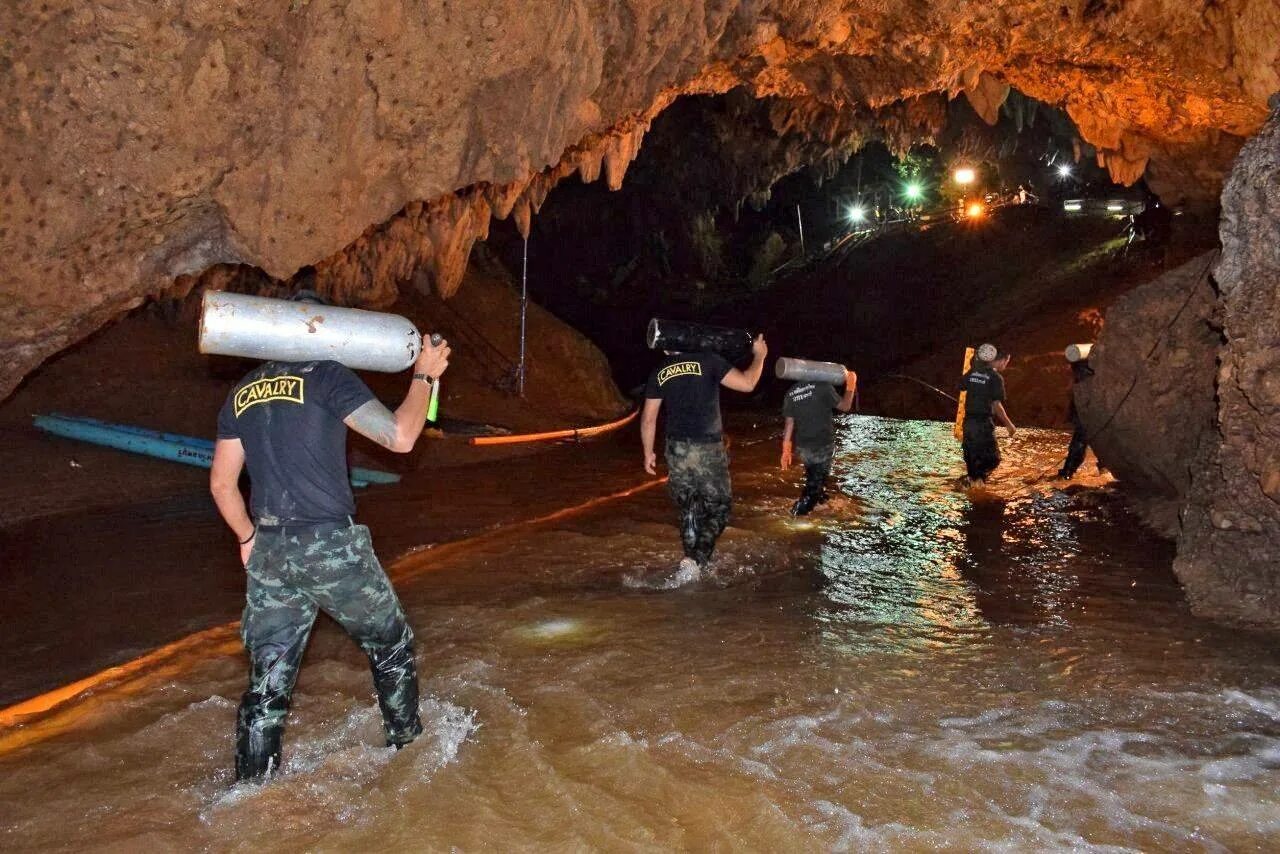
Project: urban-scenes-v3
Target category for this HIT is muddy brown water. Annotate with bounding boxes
[1,415,1277,851]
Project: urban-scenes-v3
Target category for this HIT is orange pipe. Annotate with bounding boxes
[469,407,638,446]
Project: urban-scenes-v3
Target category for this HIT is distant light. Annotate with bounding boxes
[953,167,976,185]
[1106,202,1125,211]
[1063,201,1083,212]
[904,183,923,201]
[847,205,867,223]
[1057,164,1073,178]
[965,201,985,218]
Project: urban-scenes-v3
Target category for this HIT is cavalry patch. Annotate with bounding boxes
[657,361,702,385]
[234,376,305,417]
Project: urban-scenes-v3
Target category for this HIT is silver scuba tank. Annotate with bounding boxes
[775,357,848,384]
[1065,343,1093,363]
[198,291,423,372]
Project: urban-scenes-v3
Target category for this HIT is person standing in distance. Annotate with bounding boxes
[960,343,1016,487]
[780,368,857,515]
[641,334,768,581]
[209,291,450,783]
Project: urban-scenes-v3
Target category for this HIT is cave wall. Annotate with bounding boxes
[3,0,1276,399]
[1074,252,1221,528]
[1174,110,1280,626]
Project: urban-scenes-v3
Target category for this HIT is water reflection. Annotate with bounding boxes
[1,416,1277,850]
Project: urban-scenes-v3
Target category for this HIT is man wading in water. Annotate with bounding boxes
[780,368,857,515]
[641,334,768,583]
[209,291,450,782]
[960,343,1016,487]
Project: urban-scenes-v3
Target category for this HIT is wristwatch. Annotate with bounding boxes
[413,373,435,386]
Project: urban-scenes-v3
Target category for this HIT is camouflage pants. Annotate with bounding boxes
[665,439,732,567]
[236,523,422,781]
[793,443,834,516]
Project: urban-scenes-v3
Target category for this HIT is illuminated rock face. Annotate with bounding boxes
[1174,112,1280,627]
[1,0,1276,396]
[1075,254,1220,517]
[1081,110,1280,626]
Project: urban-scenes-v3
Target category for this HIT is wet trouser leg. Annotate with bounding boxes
[304,525,422,748]
[237,531,316,781]
[962,417,1001,481]
[1060,418,1089,478]
[665,439,732,567]
[236,525,422,782]
[792,443,834,515]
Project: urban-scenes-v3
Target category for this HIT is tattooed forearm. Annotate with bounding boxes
[345,400,400,450]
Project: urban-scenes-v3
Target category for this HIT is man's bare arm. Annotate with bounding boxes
[721,334,768,393]
[993,401,1016,435]
[641,397,662,474]
[345,399,407,451]
[211,439,252,540]
[836,370,857,413]
[345,338,450,453]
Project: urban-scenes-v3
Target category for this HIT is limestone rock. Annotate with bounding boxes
[1175,111,1280,627]
[2,0,1275,397]
[1075,252,1220,505]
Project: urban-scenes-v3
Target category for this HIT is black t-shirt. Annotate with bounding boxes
[961,367,1005,419]
[644,352,733,442]
[782,382,842,449]
[216,360,376,525]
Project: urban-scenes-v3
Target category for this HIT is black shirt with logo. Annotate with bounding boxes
[961,367,1005,420]
[782,382,842,449]
[644,352,733,442]
[216,360,376,525]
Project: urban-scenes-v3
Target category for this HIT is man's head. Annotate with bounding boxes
[288,267,327,305]
[977,343,1010,371]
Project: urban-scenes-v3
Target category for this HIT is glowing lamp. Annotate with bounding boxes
[953,167,976,185]
[1106,202,1125,211]
[1063,201,1083,212]
[965,202,985,218]
[1057,164,1073,178]
[904,183,923,202]
[847,205,866,223]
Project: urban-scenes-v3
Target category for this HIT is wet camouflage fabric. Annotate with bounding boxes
[236,523,421,781]
[962,416,1001,481]
[793,443,834,516]
[665,439,732,567]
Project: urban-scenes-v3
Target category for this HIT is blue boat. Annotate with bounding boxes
[33,414,401,488]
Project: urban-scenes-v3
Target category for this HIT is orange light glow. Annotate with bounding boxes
[966,202,985,218]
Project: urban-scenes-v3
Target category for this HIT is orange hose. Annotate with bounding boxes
[468,407,638,446]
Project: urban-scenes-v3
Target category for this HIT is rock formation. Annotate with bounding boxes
[2,0,1276,398]
[1079,109,1280,626]
[1074,252,1221,530]
[1174,112,1280,626]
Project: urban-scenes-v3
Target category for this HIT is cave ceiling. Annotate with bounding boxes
[2,0,1276,397]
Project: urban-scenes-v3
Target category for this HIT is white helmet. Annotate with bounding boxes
[977,343,998,363]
